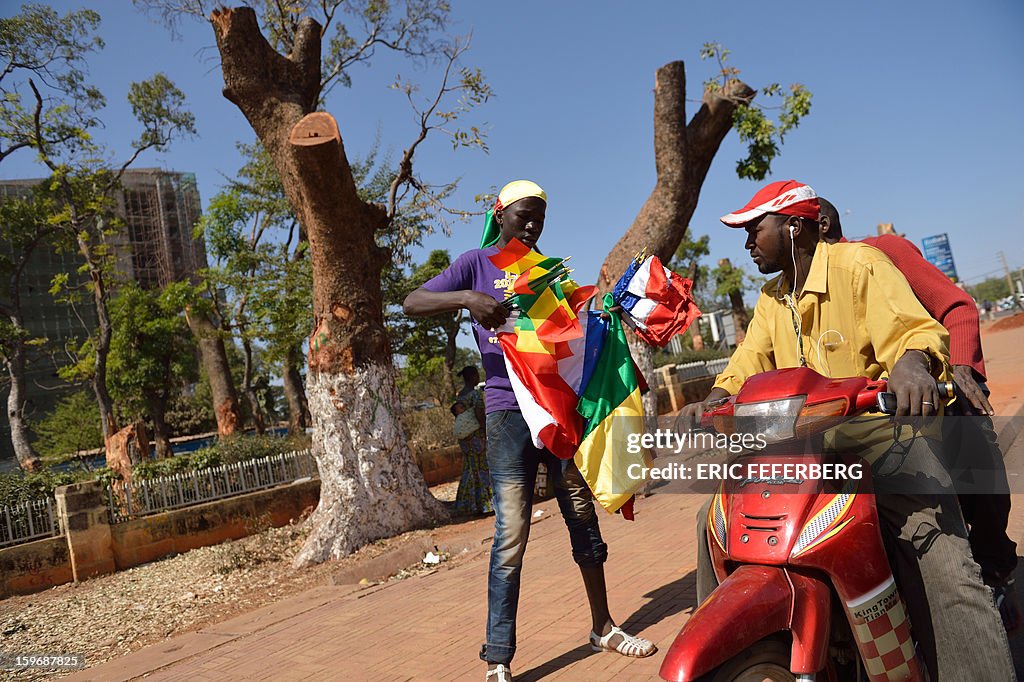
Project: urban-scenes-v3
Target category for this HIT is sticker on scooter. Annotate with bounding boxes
[845,577,922,681]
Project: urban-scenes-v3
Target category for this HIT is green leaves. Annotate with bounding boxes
[107,282,196,420]
[700,42,814,181]
[32,391,103,459]
[732,105,777,180]
[0,4,106,164]
[127,73,196,150]
[711,259,754,298]
[196,140,311,372]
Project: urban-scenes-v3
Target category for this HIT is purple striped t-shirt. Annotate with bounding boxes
[421,247,519,413]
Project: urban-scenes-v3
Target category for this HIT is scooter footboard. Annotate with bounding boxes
[659,564,792,682]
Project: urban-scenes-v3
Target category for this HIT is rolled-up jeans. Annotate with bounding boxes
[479,409,608,666]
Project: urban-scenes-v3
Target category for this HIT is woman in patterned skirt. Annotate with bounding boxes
[453,366,492,515]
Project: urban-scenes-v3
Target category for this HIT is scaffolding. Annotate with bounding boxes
[119,169,204,288]
[0,170,207,461]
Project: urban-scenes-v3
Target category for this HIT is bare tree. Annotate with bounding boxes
[168,4,491,564]
[600,49,811,410]
[598,61,755,292]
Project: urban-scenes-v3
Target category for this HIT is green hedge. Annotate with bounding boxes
[132,434,312,481]
[653,347,731,368]
[0,467,114,508]
[1,435,313,506]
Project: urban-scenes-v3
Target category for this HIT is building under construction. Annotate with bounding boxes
[0,169,206,463]
[113,169,207,288]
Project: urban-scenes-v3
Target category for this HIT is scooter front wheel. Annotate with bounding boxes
[695,639,796,682]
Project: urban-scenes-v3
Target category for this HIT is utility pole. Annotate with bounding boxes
[998,251,1023,310]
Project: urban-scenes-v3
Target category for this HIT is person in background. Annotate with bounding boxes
[452,366,492,516]
[818,197,1020,631]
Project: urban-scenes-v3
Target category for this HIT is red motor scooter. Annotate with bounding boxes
[659,366,956,682]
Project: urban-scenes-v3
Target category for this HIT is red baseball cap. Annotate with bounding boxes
[720,180,820,227]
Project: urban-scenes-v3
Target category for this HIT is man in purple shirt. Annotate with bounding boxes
[404,181,654,682]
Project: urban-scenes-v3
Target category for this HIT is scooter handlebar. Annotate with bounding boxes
[876,380,958,415]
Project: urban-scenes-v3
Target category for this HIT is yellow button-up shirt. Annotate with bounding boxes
[713,240,949,396]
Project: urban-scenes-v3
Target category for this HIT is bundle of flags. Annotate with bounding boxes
[612,250,702,348]
[491,240,700,519]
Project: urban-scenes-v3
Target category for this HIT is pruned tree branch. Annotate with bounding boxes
[386,40,467,218]
[599,61,753,293]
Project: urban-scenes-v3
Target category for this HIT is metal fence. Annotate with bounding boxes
[669,358,731,381]
[1,497,61,548]
[704,358,730,376]
[107,449,318,523]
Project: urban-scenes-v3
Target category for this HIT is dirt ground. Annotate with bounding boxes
[0,481,478,681]
[4,323,1024,680]
[989,312,1024,333]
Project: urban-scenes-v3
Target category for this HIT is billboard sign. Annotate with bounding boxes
[921,233,958,281]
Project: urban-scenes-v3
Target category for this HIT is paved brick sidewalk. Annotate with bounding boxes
[68,490,705,682]
[68,323,1024,681]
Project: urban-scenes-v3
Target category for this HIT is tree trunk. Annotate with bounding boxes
[75,234,119,444]
[283,344,309,434]
[718,258,749,344]
[3,236,49,472]
[443,313,459,401]
[185,308,242,436]
[241,336,266,434]
[209,7,444,566]
[5,339,41,472]
[147,393,173,459]
[598,61,754,414]
[728,290,748,345]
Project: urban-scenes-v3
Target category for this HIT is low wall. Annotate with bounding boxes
[413,444,464,486]
[655,374,718,414]
[110,479,320,570]
[0,535,74,598]
[0,478,320,599]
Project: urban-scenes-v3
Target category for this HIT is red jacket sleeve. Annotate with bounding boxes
[859,235,985,379]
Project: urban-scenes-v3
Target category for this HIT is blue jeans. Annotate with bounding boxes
[479,410,608,666]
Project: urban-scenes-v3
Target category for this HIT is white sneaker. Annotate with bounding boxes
[485,663,512,681]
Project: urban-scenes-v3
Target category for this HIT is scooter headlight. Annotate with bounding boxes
[733,396,806,444]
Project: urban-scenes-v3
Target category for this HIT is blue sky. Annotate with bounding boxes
[4,0,1023,295]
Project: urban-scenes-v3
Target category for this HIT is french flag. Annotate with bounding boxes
[612,256,701,348]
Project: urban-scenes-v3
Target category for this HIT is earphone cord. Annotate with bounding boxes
[815,330,846,377]
[786,294,808,367]
[787,223,807,367]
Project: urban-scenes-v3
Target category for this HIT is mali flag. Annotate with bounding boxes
[575,293,653,516]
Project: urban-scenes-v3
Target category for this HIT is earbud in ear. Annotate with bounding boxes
[789,224,796,238]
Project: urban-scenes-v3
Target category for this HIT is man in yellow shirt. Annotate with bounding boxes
[680,180,1013,680]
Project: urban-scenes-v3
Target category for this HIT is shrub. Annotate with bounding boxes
[0,468,76,507]
[402,406,455,450]
[130,434,312,481]
[133,454,202,480]
[32,391,104,459]
[211,434,312,465]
